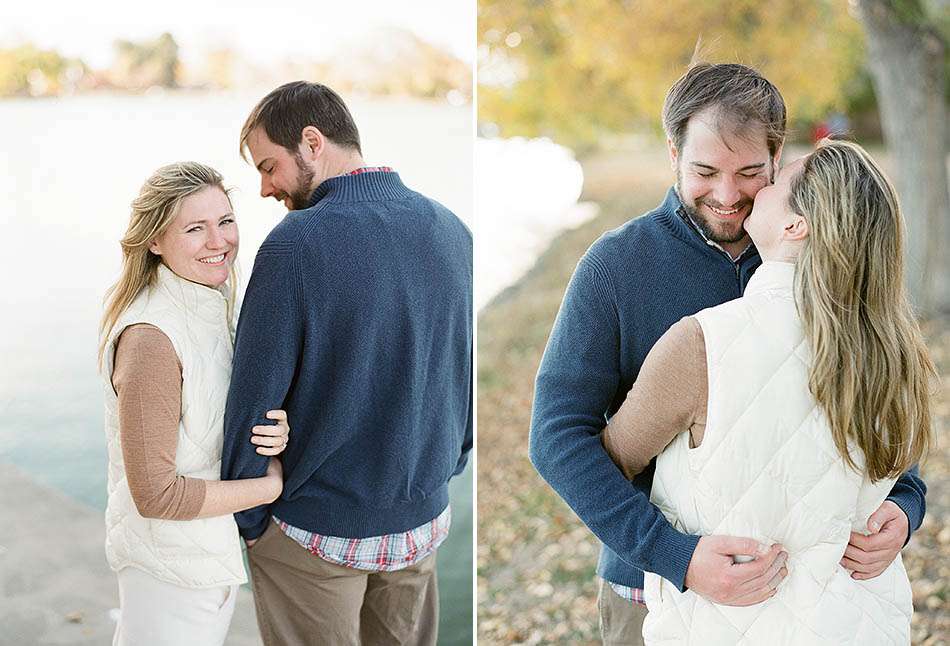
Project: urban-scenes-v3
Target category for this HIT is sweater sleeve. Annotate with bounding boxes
[222,241,303,540]
[453,346,474,477]
[602,317,707,480]
[885,464,926,545]
[529,251,700,592]
[112,324,206,520]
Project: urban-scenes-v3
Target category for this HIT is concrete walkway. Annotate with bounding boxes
[0,463,263,645]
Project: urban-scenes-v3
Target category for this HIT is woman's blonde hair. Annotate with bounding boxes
[790,139,935,482]
[98,162,236,368]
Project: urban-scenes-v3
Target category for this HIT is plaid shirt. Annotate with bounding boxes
[275,506,451,572]
[609,581,646,606]
[343,166,394,176]
[275,164,451,572]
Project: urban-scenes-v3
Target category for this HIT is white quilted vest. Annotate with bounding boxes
[101,263,247,588]
[642,261,912,645]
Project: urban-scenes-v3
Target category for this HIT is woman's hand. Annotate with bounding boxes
[264,456,283,503]
[251,409,290,455]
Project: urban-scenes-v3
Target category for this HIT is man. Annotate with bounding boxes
[221,81,472,645]
[529,63,926,645]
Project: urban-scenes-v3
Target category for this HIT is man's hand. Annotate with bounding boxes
[840,500,908,580]
[684,536,788,606]
[245,538,258,549]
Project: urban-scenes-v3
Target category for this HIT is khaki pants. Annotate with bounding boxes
[597,578,648,646]
[247,520,439,646]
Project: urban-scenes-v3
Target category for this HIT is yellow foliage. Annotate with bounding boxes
[478,0,866,150]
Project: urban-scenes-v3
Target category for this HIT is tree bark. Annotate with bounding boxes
[855,0,949,315]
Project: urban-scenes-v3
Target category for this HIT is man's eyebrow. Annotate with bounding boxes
[689,162,765,172]
[256,158,273,172]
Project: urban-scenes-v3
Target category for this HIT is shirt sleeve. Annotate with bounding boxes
[112,324,206,520]
[602,316,708,480]
[528,251,700,592]
[222,241,303,540]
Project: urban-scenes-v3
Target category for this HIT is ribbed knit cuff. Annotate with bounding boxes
[650,524,702,593]
[237,507,270,542]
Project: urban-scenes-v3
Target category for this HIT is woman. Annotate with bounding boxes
[603,139,934,645]
[97,162,291,645]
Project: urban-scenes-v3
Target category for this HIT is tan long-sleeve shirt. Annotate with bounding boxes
[602,316,709,480]
[111,324,206,520]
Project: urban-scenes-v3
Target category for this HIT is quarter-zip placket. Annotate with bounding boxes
[676,206,752,290]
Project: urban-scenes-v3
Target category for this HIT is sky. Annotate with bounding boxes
[0,0,474,68]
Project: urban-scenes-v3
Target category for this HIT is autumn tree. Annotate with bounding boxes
[478,0,865,151]
[112,32,180,90]
[855,0,949,314]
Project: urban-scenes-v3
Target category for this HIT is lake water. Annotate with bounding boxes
[0,92,473,644]
[475,137,598,309]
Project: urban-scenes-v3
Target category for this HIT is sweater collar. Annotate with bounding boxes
[655,186,759,264]
[744,260,796,296]
[307,169,413,207]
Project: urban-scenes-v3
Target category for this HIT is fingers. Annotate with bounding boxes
[840,554,891,576]
[842,544,893,566]
[848,527,901,552]
[252,431,288,456]
[251,432,286,447]
[737,552,788,594]
[732,544,786,579]
[266,409,288,422]
[851,569,887,581]
[716,536,770,558]
[252,424,286,437]
[867,501,902,532]
[729,583,778,607]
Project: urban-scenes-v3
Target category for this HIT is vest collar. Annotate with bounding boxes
[154,263,230,324]
[744,260,796,297]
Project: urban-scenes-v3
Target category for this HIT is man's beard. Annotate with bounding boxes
[285,152,316,210]
[676,170,751,245]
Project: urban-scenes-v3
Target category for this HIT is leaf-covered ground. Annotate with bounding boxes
[477,184,949,644]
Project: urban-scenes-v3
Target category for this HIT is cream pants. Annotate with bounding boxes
[112,566,238,646]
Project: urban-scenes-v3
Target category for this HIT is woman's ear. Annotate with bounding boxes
[784,215,809,242]
[149,239,162,256]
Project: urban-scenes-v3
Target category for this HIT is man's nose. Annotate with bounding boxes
[713,177,741,207]
[260,175,273,198]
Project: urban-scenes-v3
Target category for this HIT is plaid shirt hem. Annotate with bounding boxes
[608,581,646,606]
[274,505,451,573]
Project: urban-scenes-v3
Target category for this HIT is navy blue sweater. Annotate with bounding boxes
[529,187,927,591]
[222,171,472,541]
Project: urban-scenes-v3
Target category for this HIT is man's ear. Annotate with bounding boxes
[300,126,326,160]
[784,214,809,242]
[771,143,785,181]
[667,138,678,172]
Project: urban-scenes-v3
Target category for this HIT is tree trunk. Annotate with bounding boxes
[855,0,949,316]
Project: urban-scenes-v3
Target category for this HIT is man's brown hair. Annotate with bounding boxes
[240,81,362,160]
[662,63,786,157]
